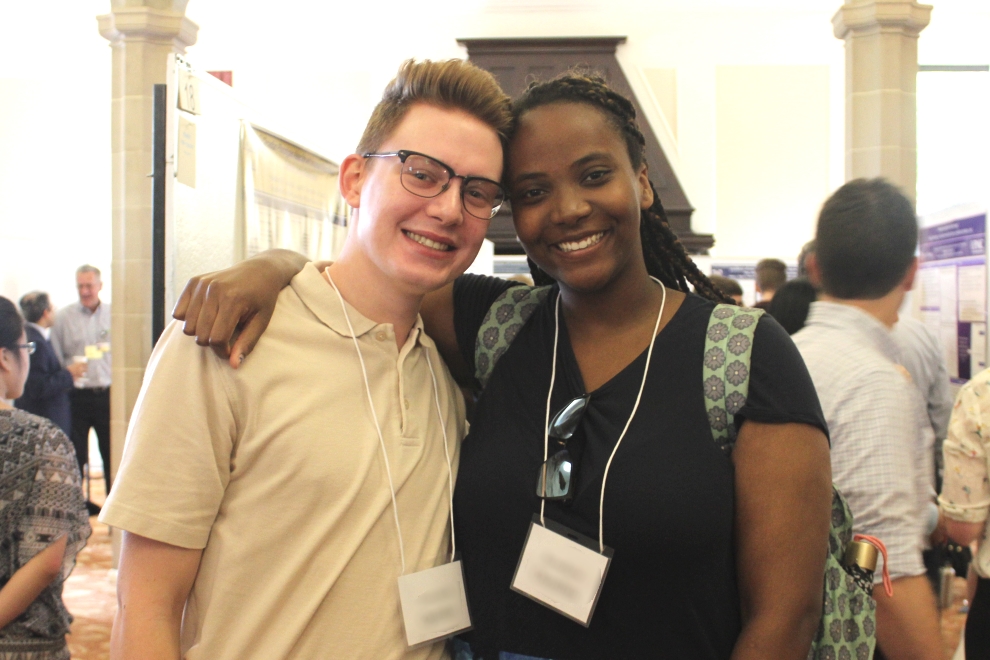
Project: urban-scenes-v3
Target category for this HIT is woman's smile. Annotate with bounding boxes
[554,230,607,254]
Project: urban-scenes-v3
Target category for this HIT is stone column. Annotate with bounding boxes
[97,2,197,530]
[833,1,932,200]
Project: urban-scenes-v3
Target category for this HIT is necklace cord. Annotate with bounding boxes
[542,278,667,554]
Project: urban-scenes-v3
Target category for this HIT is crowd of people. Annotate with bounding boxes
[2,56,984,660]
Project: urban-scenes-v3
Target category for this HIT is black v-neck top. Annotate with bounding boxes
[451,274,827,660]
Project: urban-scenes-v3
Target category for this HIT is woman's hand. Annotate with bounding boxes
[172,250,310,368]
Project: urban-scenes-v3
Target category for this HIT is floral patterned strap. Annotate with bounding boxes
[474,285,553,387]
[702,304,764,454]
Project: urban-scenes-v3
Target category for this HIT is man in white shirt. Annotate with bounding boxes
[50,265,112,501]
[794,178,942,660]
[102,59,512,660]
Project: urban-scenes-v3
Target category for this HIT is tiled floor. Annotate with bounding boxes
[64,473,114,660]
[57,471,971,659]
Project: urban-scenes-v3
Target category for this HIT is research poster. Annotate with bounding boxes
[916,212,987,383]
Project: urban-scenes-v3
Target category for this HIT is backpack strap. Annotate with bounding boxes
[474,285,553,387]
[703,304,764,455]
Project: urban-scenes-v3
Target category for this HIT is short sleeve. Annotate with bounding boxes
[452,274,520,371]
[939,380,990,524]
[100,321,238,549]
[16,422,90,579]
[736,315,828,439]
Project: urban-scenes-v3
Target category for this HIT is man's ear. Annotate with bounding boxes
[806,253,822,289]
[902,256,918,291]
[637,163,654,211]
[339,154,367,209]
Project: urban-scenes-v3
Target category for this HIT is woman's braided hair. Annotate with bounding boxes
[511,71,730,303]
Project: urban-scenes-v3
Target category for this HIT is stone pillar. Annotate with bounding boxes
[97,2,197,536]
[833,1,932,200]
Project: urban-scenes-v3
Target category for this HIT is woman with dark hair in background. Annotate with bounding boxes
[767,278,818,335]
[0,297,89,660]
[173,72,831,659]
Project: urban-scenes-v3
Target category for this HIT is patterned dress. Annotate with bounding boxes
[0,409,91,660]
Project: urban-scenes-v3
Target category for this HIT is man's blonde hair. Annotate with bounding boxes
[356,59,513,156]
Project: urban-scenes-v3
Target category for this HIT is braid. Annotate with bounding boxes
[513,71,731,304]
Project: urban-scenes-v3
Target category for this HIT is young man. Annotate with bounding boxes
[793,178,942,660]
[753,257,786,309]
[101,59,512,660]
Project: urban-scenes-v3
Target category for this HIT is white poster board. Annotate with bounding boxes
[164,55,346,313]
[915,205,988,383]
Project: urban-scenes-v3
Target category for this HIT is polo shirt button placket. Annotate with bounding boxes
[375,330,387,342]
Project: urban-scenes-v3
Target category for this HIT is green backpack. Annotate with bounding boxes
[475,288,879,660]
[704,304,878,660]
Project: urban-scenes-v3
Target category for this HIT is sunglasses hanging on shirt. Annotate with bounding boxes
[536,394,590,501]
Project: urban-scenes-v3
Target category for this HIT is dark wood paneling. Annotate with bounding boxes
[459,37,714,254]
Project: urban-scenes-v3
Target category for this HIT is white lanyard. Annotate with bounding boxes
[540,277,667,553]
[325,272,457,571]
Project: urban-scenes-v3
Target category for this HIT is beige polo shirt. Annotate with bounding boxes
[102,264,466,660]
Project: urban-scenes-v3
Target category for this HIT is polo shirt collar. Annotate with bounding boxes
[804,300,900,363]
[291,263,427,344]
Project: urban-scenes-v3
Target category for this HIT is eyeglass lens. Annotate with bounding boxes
[537,449,573,500]
[536,394,590,500]
[399,154,504,220]
[548,394,591,440]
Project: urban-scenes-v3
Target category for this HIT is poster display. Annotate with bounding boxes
[916,212,987,383]
[241,124,349,261]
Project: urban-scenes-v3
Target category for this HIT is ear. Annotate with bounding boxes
[338,154,367,209]
[902,257,918,291]
[806,253,822,289]
[637,163,653,211]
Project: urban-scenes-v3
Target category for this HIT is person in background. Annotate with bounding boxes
[50,265,111,502]
[891,316,953,475]
[753,257,786,309]
[939,367,990,659]
[708,274,744,305]
[0,296,91,660]
[794,178,942,660]
[767,278,817,335]
[14,292,86,436]
[804,230,954,591]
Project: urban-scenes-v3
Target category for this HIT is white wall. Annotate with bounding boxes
[0,1,111,308]
[181,1,847,263]
[1,0,988,310]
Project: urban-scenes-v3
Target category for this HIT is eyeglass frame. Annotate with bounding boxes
[537,394,591,502]
[361,149,507,220]
[7,342,36,356]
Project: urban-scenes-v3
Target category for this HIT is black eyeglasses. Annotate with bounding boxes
[536,394,590,501]
[362,150,506,220]
[13,342,36,355]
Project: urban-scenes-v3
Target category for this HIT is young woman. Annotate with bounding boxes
[175,73,832,659]
[0,297,90,660]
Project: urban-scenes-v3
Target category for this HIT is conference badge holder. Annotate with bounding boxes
[397,558,472,647]
[511,515,613,627]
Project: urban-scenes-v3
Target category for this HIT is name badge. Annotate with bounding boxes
[84,344,104,360]
[511,515,612,627]
[397,560,472,647]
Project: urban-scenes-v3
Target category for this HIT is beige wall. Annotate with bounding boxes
[715,65,832,259]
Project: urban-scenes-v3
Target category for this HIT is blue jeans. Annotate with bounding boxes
[450,638,552,660]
